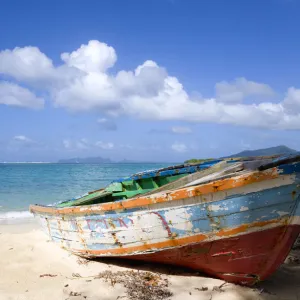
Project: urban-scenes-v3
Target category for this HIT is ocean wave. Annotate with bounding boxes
[0,210,33,220]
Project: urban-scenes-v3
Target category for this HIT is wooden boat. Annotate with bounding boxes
[29,154,300,285]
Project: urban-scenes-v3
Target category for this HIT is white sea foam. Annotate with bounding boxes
[0,210,33,220]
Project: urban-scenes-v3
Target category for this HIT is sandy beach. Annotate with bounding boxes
[0,220,300,300]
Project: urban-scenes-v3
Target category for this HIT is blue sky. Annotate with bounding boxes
[1,0,300,162]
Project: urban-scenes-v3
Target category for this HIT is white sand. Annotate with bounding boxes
[0,220,300,300]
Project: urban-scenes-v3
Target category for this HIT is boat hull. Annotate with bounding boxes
[124,224,300,285]
[30,158,300,285]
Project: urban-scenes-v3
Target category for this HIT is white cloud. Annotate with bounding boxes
[97,118,117,131]
[0,47,54,82]
[95,141,114,150]
[282,87,300,113]
[61,40,117,73]
[13,135,32,142]
[0,81,44,109]
[171,126,192,134]
[1,40,300,129]
[171,142,188,153]
[215,77,274,103]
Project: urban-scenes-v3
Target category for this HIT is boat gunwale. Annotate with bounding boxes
[30,166,281,216]
[29,154,300,216]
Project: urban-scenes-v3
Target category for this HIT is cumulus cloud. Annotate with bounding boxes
[171,142,188,153]
[215,77,274,103]
[1,40,300,129]
[0,47,54,82]
[0,81,44,109]
[61,40,117,73]
[282,87,300,113]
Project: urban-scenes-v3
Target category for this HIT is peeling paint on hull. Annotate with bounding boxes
[30,157,300,285]
[124,225,300,285]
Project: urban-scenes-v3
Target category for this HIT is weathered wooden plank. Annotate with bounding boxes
[142,161,228,196]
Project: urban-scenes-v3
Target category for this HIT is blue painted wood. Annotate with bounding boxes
[111,159,224,183]
[45,182,300,251]
[110,153,296,183]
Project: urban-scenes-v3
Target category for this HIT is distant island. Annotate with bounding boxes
[184,145,298,164]
[225,145,298,158]
[57,145,298,165]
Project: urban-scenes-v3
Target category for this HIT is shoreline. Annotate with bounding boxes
[1,222,300,299]
[0,213,35,227]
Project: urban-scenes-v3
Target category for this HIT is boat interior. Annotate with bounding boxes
[49,154,299,209]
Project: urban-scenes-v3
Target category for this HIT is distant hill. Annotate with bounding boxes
[184,145,298,164]
[58,156,112,164]
[225,145,298,158]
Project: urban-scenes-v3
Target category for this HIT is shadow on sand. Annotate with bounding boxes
[93,256,201,276]
[86,250,300,300]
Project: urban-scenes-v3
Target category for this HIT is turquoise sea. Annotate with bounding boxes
[0,163,171,221]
